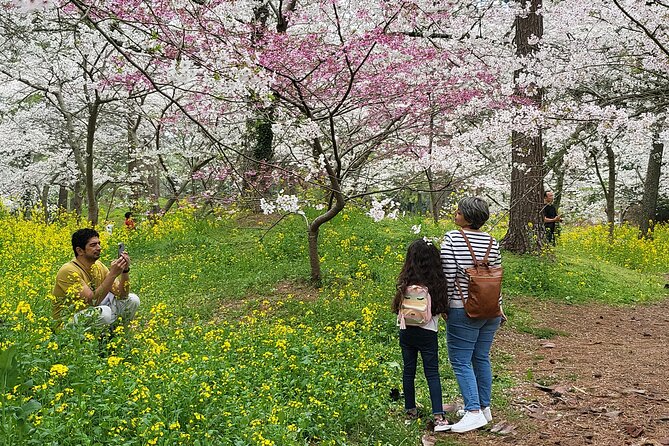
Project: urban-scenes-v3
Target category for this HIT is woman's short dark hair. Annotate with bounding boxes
[72,228,99,257]
[125,211,132,219]
[458,196,490,230]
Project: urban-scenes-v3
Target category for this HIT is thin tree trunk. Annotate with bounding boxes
[592,141,616,241]
[40,184,50,222]
[86,100,101,225]
[70,180,83,216]
[127,112,145,201]
[104,185,119,222]
[639,137,664,238]
[149,163,161,205]
[501,0,544,253]
[426,112,440,224]
[307,137,346,283]
[605,145,616,240]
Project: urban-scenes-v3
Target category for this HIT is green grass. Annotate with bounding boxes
[1,206,667,446]
[502,249,665,305]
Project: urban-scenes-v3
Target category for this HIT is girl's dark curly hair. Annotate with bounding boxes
[392,239,448,315]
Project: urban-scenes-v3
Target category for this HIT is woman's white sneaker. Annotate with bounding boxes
[449,410,488,433]
[456,407,492,422]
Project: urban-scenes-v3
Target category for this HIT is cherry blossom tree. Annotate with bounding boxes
[0,4,155,224]
[51,0,495,281]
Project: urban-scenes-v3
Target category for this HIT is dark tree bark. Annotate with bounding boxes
[604,144,616,240]
[57,185,68,211]
[501,0,545,253]
[40,184,50,222]
[592,138,616,241]
[240,1,288,208]
[639,136,664,238]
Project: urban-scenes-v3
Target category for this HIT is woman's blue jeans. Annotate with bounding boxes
[399,326,444,415]
[446,308,501,411]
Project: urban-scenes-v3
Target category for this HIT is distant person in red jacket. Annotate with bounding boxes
[124,212,136,230]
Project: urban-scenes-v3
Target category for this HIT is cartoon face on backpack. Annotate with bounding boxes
[398,285,432,329]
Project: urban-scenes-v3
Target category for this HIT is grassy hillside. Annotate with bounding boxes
[0,206,666,445]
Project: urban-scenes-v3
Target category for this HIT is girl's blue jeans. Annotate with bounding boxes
[446,308,501,411]
[399,326,444,415]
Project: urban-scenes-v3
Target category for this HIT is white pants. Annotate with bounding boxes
[73,292,140,326]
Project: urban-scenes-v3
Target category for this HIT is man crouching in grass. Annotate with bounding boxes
[52,228,139,328]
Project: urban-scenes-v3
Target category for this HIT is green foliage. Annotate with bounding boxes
[0,206,666,445]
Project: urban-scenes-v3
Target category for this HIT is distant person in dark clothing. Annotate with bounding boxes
[542,191,561,245]
[124,212,136,230]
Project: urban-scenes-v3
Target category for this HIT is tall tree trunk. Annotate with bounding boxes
[86,100,101,226]
[148,163,161,206]
[592,140,616,241]
[501,0,545,253]
[127,112,146,202]
[238,2,277,210]
[40,184,50,222]
[57,185,68,212]
[70,180,84,216]
[426,112,441,224]
[605,145,616,240]
[639,136,664,238]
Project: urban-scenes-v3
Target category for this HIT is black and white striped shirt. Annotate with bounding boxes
[440,229,502,309]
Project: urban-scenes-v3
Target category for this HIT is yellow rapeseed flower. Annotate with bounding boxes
[49,364,69,378]
[107,356,123,367]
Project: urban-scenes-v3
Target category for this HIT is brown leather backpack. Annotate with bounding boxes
[455,230,503,319]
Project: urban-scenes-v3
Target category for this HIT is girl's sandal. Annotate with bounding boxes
[404,409,419,424]
[434,416,451,432]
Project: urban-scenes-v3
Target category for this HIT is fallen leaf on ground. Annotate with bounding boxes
[658,415,669,421]
[605,410,622,419]
[551,384,571,396]
[533,382,571,397]
[421,434,436,446]
[622,388,647,395]
[490,421,516,435]
[623,423,645,438]
[525,405,547,420]
[534,383,554,393]
[540,340,556,348]
[659,438,669,445]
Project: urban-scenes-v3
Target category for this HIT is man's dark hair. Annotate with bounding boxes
[72,228,99,257]
[125,211,132,219]
[544,190,552,198]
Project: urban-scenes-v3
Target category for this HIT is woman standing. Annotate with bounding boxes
[440,197,503,433]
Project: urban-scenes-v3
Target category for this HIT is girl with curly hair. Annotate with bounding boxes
[392,239,449,431]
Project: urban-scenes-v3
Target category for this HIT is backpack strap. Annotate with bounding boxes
[458,229,493,266]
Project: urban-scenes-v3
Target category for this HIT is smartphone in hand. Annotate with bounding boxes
[118,242,125,258]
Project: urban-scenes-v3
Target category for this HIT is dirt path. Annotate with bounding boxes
[446,297,669,446]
